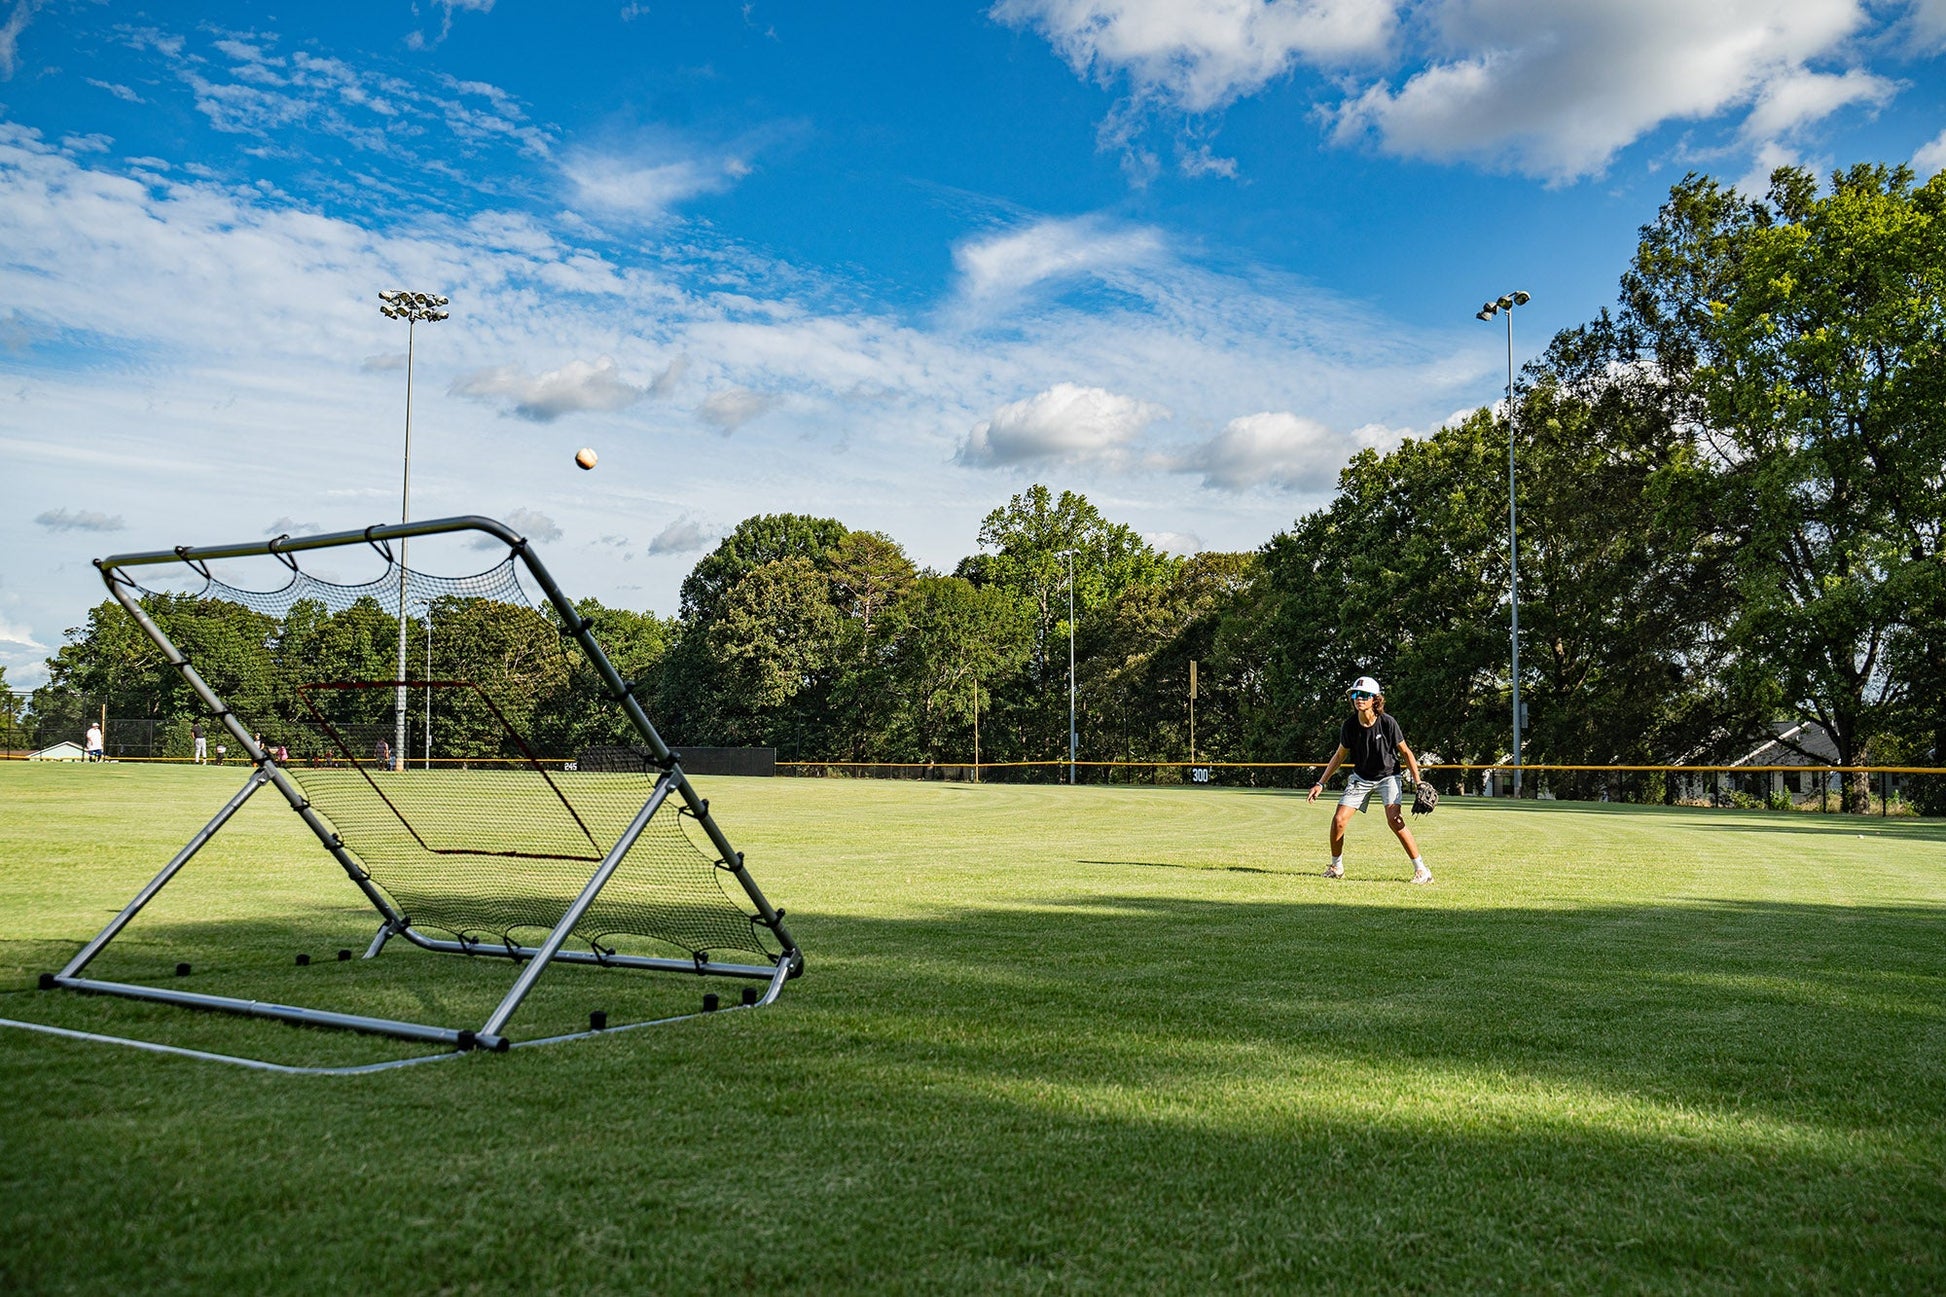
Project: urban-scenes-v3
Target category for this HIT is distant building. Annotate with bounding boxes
[28,740,86,761]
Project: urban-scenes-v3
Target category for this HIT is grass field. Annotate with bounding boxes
[3,762,1943,1293]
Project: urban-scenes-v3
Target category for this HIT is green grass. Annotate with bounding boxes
[2,763,1943,1293]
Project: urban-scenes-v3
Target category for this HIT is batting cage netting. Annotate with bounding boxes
[43,516,800,1063]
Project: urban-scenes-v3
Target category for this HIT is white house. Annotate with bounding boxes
[28,740,86,761]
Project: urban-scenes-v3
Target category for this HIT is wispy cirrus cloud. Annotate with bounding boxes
[952,215,1165,302]
[0,0,45,80]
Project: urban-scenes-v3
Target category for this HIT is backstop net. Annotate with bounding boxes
[49,516,800,1057]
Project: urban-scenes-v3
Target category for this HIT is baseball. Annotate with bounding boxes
[575,447,598,470]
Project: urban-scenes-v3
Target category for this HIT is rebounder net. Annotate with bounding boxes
[131,551,778,963]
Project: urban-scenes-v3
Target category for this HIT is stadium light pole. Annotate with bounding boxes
[378,289,449,771]
[1069,550,1077,786]
[1476,289,1531,796]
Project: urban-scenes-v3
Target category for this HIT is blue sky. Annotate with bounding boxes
[4,0,1945,686]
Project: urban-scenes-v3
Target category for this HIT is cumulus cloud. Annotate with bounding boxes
[960,382,1169,467]
[1005,0,1901,184]
[1327,1,1876,181]
[35,508,125,533]
[450,356,647,421]
[1174,410,1403,491]
[698,387,781,433]
[953,215,1166,302]
[0,615,45,650]
[263,517,322,536]
[1916,127,1946,177]
[991,0,1394,113]
[647,518,712,555]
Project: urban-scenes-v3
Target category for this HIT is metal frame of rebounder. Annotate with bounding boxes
[39,514,803,1058]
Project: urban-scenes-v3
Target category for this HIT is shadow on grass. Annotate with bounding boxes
[3,890,1944,1290]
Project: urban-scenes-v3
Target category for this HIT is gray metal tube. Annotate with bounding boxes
[474,774,676,1043]
[49,976,470,1046]
[402,933,776,979]
[58,770,269,979]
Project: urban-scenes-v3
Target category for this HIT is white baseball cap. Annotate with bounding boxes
[1348,675,1382,697]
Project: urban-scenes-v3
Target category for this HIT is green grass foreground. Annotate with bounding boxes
[2,763,1942,1293]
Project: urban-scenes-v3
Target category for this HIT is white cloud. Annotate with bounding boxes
[0,0,44,80]
[563,146,749,220]
[35,508,126,533]
[698,387,781,432]
[0,617,46,649]
[1916,127,1946,177]
[1326,0,1875,181]
[1145,529,1203,554]
[647,518,712,555]
[1907,0,1946,51]
[1005,0,1900,184]
[362,352,408,372]
[960,383,1169,467]
[476,507,562,548]
[1741,67,1894,141]
[86,78,144,104]
[991,0,1395,113]
[263,516,322,536]
[450,356,648,421]
[1174,410,1403,491]
[953,215,1165,301]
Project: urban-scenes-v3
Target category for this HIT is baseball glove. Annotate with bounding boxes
[1410,782,1439,816]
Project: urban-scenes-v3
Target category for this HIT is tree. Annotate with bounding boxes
[677,514,851,624]
[1623,164,1946,806]
[875,575,1032,763]
[698,557,844,753]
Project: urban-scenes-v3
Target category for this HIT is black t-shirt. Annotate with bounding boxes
[1339,712,1404,780]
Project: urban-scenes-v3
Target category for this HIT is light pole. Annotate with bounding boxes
[378,289,448,771]
[1068,550,1077,786]
[1476,289,1531,796]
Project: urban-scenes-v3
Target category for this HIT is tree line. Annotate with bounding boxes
[28,165,1945,808]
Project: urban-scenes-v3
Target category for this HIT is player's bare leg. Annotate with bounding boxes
[1327,804,1354,876]
[1385,804,1433,883]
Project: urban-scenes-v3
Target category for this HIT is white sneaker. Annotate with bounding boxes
[1324,862,1344,878]
[1410,864,1434,885]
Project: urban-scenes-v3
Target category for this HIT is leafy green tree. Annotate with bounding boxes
[677,514,850,623]
[698,557,844,754]
[1622,164,1946,806]
[957,485,1178,762]
[875,575,1032,763]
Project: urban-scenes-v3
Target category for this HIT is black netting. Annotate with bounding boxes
[131,550,776,961]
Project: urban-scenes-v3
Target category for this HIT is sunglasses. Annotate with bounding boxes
[1350,691,1374,701]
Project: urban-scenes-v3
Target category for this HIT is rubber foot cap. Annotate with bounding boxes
[702,992,720,1012]
[741,987,758,1006]
[589,1010,608,1031]
[175,963,192,977]
[38,973,56,990]
[295,953,310,966]
[337,949,353,961]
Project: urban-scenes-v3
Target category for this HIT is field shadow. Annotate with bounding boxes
[4,889,1944,1290]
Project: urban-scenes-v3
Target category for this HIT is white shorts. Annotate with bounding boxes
[1338,774,1402,813]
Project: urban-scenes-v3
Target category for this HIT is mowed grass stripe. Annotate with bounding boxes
[1,764,1942,1292]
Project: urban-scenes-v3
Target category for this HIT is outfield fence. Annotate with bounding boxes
[776,759,1946,817]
